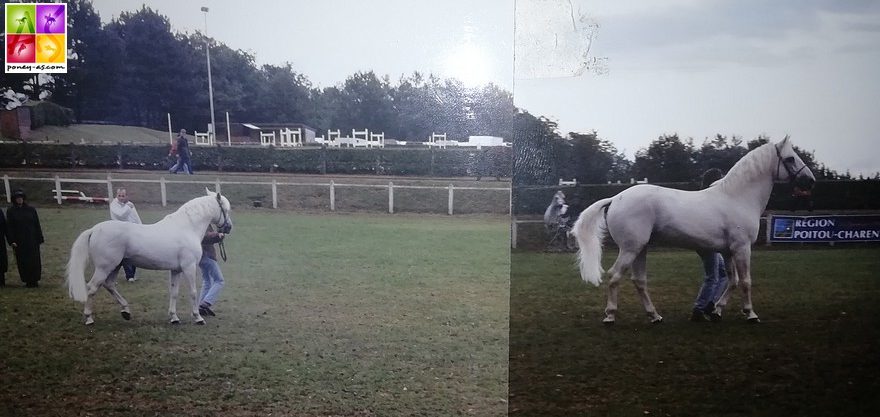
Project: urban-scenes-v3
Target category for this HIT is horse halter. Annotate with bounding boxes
[775,143,807,184]
[215,193,232,233]
[215,194,231,262]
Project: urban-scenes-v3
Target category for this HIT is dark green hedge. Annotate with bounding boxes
[514,180,880,216]
[0,142,513,177]
[28,101,75,128]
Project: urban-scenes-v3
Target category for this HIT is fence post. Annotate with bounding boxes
[106,173,113,200]
[511,221,518,249]
[508,186,512,215]
[448,183,454,215]
[330,180,336,211]
[160,177,167,207]
[3,174,10,204]
[215,178,221,194]
[765,216,772,246]
[272,179,278,209]
[388,181,394,214]
[54,175,62,205]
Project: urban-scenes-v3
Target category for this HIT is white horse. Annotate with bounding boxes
[66,189,233,325]
[572,137,815,324]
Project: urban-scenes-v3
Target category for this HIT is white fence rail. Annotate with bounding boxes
[2,174,510,215]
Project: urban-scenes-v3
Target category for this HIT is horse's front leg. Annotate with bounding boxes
[184,264,205,325]
[631,249,662,323]
[168,271,181,324]
[732,247,759,323]
[711,254,738,321]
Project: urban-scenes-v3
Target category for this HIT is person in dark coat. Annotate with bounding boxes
[6,189,45,287]
[0,208,7,287]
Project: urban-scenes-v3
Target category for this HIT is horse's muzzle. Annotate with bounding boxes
[219,223,232,234]
[793,175,815,196]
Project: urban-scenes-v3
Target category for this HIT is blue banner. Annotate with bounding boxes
[770,215,880,242]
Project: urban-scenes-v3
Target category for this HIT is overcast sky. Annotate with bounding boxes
[89,0,879,175]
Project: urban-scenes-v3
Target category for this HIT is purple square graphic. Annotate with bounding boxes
[36,4,65,34]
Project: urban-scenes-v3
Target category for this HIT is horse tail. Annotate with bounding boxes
[572,197,612,286]
[66,227,93,303]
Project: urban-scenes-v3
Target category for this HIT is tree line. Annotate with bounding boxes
[1,1,864,183]
[1,1,513,142]
[513,111,861,185]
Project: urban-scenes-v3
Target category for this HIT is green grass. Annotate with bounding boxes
[510,248,880,417]
[0,208,510,416]
[27,124,174,144]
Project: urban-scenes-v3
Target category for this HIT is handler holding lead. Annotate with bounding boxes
[109,188,142,282]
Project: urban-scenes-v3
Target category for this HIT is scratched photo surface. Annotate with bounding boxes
[509,1,880,416]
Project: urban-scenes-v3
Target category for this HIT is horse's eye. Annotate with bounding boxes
[784,156,795,164]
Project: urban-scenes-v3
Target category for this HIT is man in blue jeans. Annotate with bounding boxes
[198,225,226,317]
[692,168,728,322]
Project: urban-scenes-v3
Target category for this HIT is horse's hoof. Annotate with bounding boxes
[121,311,131,321]
[195,319,206,325]
[709,313,722,322]
[651,317,663,324]
[170,319,180,325]
[84,317,95,326]
[602,317,615,326]
[748,317,761,324]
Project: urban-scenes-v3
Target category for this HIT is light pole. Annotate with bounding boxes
[201,6,216,145]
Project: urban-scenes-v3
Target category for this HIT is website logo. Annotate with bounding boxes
[5,3,67,73]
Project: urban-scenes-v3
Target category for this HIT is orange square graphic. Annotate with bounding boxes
[36,34,64,63]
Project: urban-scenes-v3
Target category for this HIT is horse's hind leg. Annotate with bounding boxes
[83,267,114,325]
[102,271,132,321]
[603,249,638,324]
[630,248,662,323]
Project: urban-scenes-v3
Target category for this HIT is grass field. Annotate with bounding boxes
[0,207,510,416]
[25,124,173,144]
[510,248,880,416]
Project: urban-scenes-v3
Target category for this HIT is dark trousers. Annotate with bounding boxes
[121,259,136,279]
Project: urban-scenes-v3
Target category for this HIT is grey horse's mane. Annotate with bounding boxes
[715,142,775,193]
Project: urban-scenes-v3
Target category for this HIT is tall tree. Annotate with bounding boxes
[513,111,563,185]
[106,6,197,128]
[51,0,126,122]
[632,134,696,182]
[694,134,749,174]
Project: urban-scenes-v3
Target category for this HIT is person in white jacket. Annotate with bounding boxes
[109,188,142,282]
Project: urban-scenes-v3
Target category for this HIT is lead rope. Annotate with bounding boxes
[218,240,227,262]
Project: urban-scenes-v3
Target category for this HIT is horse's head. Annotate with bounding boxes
[774,136,816,196]
[205,188,233,234]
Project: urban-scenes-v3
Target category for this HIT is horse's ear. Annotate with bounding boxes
[205,187,214,196]
[780,135,791,146]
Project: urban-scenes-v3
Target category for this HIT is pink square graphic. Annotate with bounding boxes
[6,34,36,63]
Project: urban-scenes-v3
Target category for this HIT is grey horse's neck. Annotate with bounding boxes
[166,196,217,232]
[716,143,777,216]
